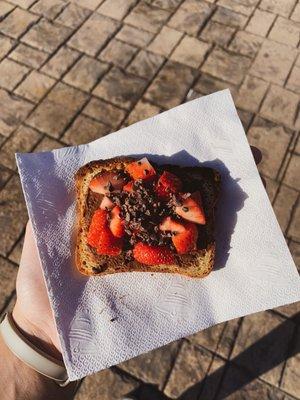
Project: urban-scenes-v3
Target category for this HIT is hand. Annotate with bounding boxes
[13,221,62,360]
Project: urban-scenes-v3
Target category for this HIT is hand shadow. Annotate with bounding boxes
[128,150,248,271]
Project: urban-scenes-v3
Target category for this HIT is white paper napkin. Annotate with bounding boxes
[16,90,300,381]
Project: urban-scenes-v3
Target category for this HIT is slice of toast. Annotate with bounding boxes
[75,156,220,278]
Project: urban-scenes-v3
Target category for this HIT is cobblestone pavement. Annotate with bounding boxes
[0,0,299,398]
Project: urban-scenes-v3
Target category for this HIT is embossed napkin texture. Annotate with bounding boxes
[16,90,300,380]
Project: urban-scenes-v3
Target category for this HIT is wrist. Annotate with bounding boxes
[12,305,62,361]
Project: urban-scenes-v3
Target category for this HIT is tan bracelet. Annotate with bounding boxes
[0,313,69,387]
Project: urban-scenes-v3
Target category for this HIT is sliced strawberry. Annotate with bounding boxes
[159,216,185,233]
[97,227,123,256]
[100,196,114,211]
[125,157,156,181]
[123,180,134,193]
[87,209,109,248]
[172,222,198,254]
[133,242,175,265]
[156,171,182,200]
[109,206,124,238]
[89,171,127,195]
[175,191,206,225]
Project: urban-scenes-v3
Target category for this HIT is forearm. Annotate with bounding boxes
[0,331,76,400]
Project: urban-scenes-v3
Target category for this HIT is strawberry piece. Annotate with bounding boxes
[133,242,175,265]
[172,222,198,254]
[109,206,124,238]
[175,191,206,225]
[87,209,109,248]
[97,227,123,256]
[123,181,134,193]
[159,216,185,233]
[125,157,156,181]
[156,171,182,200]
[100,196,114,211]
[89,171,127,195]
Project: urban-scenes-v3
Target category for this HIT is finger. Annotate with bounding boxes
[250,146,262,165]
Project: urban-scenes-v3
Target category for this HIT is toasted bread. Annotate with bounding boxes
[75,157,220,278]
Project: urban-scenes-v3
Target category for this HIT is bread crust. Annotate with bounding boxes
[75,157,220,278]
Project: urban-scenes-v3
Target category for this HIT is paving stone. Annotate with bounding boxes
[21,19,72,53]
[125,98,160,125]
[62,114,109,145]
[83,97,126,128]
[9,43,48,68]
[0,175,28,256]
[291,3,300,22]
[250,40,297,86]
[229,30,263,58]
[212,6,248,28]
[147,26,183,57]
[200,21,235,46]
[116,25,154,48]
[188,323,225,352]
[216,318,241,359]
[63,55,109,92]
[286,65,300,95]
[0,164,12,189]
[144,60,196,109]
[0,89,33,136]
[260,85,299,130]
[260,0,297,18]
[31,0,66,19]
[168,0,214,36]
[269,17,300,47]
[247,117,292,179]
[288,200,300,241]
[217,0,258,16]
[246,8,276,37]
[7,0,36,8]
[262,176,279,203]
[27,82,88,137]
[164,341,212,398]
[152,0,181,11]
[15,71,56,102]
[231,311,294,386]
[40,46,80,79]
[0,7,38,39]
[34,135,63,151]
[69,0,103,10]
[276,300,300,319]
[68,13,119,56]
[0,58,29,90]
[281,327,300,398]
[194,74,238,97]
[289,240,300,270]
[55,3,91,29]
[236,75,269,113]
[284,154,300,190]
[201,47,251,85]
[200,355,227,400]
[75,368,139,400]
[0,1,14,19]
[237,108,253,131]
[170,36,210,68]
[125,1,170,33]
[100,39,138,68]
[8,234,24,264]
[0,125,41,169]
[0,256,17,310]
[93,67,147,110]
[98,0,136,20]
[127,50,164,79]
[119,341,179,390]
[0,35,14,60]
[273,184,298,232]
[217,363,287,399]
